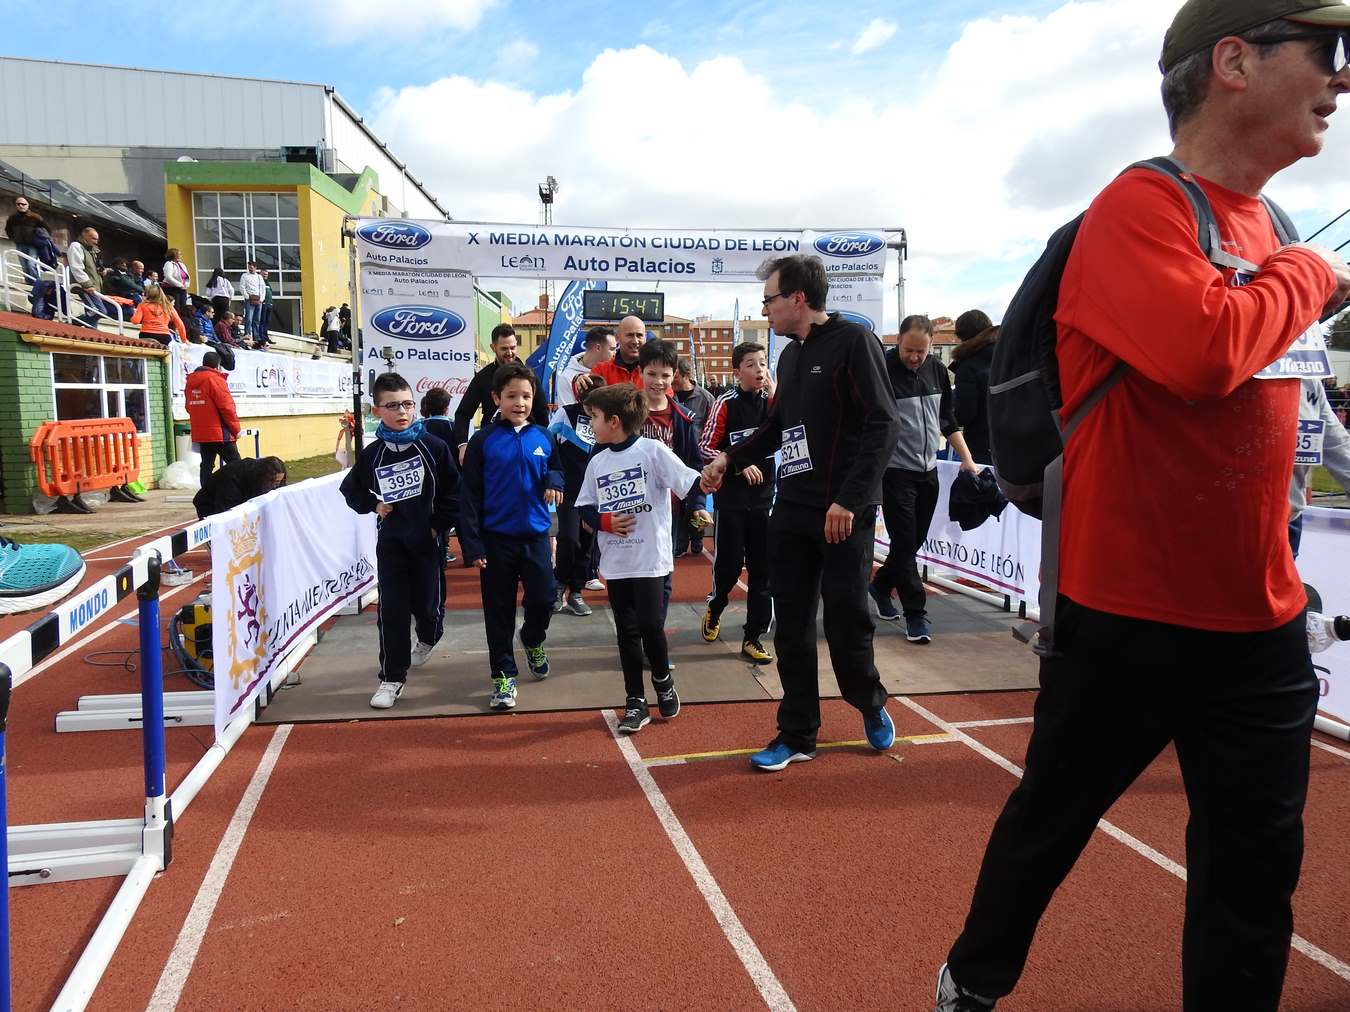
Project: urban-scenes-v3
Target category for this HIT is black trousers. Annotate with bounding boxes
[607,576,671,700]
[948,597,1318,1009]
[198,440,240,490]
[554,503,595,593]
[478,531,554,677]
[873,467,940,618]
[769,500,887,751]
[376,534,444,682]
[673,497,704,555]
[708,507,772,640]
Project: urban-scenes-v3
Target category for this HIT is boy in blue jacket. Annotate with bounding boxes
[458,362,565,711]
[339,372,458,710]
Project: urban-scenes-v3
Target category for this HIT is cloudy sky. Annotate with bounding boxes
[10,0,1350,330]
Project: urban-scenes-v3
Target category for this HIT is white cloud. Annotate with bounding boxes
[370,1,1350,329]
[281,0,496,41]
[850,17,897,56]
[499,37,539,65]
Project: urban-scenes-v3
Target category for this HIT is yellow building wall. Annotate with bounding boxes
[234,412,346,462]
[163,184,197,281]
[299,184,380,336]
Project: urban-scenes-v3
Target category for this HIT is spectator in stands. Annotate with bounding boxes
[193,304,215,343]
[130,283,186,345]
[193,456,287,519]
[259,269,274,342]
[103,258,144,306]
[185,349,241,489]
[66,227,122,326]
[322,305,342,353]
[4,195,44,282]
[237,262,265,340]
[948,309,999,464]
[130,260,146,287]
[339,302,351,344]
[28,240,66,320]
[160,248,190,314]
[214,311,240,347]
[205,268,234,321]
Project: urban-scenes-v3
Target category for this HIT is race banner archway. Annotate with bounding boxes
[351,219,903,410]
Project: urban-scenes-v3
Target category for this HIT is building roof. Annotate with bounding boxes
[0,160,166,241]
[0,311,169,353]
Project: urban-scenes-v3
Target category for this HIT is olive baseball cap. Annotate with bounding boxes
[1161,0,1350,72]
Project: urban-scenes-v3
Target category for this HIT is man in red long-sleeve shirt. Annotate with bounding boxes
[937,3,1350,1011]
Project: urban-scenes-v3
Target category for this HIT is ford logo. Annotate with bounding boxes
[813,231,885,258]
[357,221,432,250]
[371,306,466,341]
[837,311,876,331]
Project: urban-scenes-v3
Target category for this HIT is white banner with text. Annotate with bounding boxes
[1294,506,1350,728]
[171,342,352,403]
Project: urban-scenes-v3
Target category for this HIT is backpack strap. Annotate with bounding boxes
[1260,194,1300,245]
[1130,157,1261,273]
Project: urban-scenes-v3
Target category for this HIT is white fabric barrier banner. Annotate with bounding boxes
[356,266,478,408]
[875,460,1043,609]
[170,342,352,401]
[210,471,376,738]
[354,220,899,283]
[1294,506,1350,727]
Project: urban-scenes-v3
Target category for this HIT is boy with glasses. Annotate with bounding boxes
[340,373,458,710]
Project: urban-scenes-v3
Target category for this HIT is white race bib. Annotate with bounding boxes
[1296,418,1325,465]
[375,457,425,503]
[779,424,813,478]
[575,414,596,446]
[1255,323,1333,380]
[729,426,756,445]
[597,466,647,513]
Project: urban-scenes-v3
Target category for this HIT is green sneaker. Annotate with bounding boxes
[490,675,517,710]
[523,642,550,680]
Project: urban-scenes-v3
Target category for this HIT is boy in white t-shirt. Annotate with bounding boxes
[576,383,711,733]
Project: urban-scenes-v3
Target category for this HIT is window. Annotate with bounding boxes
[52,353,150,434]
[193,190,302,335]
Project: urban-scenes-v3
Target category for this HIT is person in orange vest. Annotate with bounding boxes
[185,350,242,489]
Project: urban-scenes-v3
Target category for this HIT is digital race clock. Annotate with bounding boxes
[583,290,666,322]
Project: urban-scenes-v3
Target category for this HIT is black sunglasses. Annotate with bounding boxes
[1255,30,1349,75]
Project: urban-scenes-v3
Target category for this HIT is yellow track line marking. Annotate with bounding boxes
[642,732,953,765]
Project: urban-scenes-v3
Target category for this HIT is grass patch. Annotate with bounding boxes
[0,528,143,553]
[1312,465,1344,495]
[284,453,344,484]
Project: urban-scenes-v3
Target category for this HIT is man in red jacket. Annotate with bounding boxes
[185,350,242,489]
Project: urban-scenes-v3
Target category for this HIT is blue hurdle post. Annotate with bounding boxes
[137,556,172,867]
[1,663,12,1012]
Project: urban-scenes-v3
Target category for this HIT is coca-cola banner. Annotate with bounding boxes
[356,265,477,408]
[354,219,898,284]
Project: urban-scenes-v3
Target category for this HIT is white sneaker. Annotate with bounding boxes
[410,641,435,667]
[585,578,605,591]
[370,680,404,709]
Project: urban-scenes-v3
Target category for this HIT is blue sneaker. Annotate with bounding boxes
[905,615,933,644]
[0,538,85,614]
[864,706,896,750]
[868,582,900,621]
[522,640,550,679]
[750,740,816,771]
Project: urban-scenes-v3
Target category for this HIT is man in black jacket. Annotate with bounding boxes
[451,324,548,462]
[948,309,998,464]
[702,254,901,771]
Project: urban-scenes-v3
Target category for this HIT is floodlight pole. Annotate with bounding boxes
[890,230,908,332]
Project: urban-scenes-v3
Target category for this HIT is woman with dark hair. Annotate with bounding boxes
[949,309,999,465]
[204,268,234,322]
[193,456,287,519]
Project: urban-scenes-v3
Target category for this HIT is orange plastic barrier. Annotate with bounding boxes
[30,418,141,504]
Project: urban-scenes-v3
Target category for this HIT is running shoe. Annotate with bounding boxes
[585,578,605,592]
[523,641,550,679]
[740,638,773,665]
[906,615,933,644]
[701,607,721,642]
[0,537,85,615]
[370,680,404,709]
[654,677,680,719]
[410,640,435,667]
[490,675,518,711]
[565,592,592,616]
[864,706,896,750]
[750,740,815,771]
[617,698,650,734]
[552,586,566,613]
[934,963,997,1011]
[868,581,900,621]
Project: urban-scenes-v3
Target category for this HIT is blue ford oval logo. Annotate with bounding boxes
[357,220,432,250]
[837,311,876,331]
[813,231,885,258]
[371,306,466,342]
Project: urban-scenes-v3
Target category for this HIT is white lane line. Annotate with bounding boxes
[603,711,795,1011]
[14,572,208,689]
[1312,739,1350,761]
[146,724,293,1011]
[895,695,1350,984]
[950,717,1035,729]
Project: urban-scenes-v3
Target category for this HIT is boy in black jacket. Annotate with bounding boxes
[340,373,458,710]
[698,342,775,664]
[549,378,603,617]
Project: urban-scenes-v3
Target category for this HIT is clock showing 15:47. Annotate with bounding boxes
[583,289,666,322]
